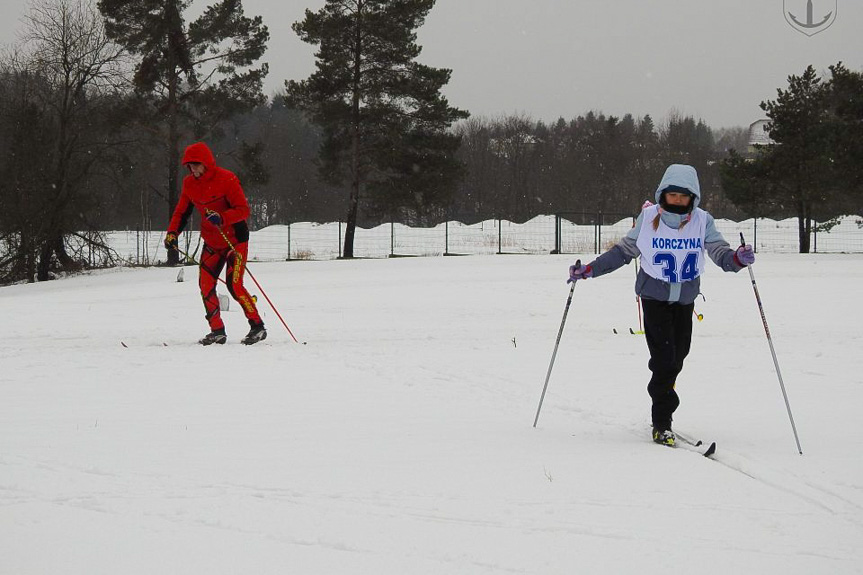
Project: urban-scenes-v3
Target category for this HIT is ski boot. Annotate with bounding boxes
[652,428,676,447]
[241,323,267,345]
[199,328,227,346]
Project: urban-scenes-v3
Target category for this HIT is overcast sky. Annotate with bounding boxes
[2,1,860,128]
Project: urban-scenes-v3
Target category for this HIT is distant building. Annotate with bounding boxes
[747,119,774,154]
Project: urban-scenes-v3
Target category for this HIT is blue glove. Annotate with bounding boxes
[735,244,755,266]
[567,263,593,284]
[205,210,223,226]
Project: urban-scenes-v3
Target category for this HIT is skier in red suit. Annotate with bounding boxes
[164,142,266,345]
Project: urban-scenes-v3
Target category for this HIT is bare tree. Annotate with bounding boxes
[0,0,130,282]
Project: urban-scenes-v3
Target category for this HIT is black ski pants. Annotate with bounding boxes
[641,299,694,431]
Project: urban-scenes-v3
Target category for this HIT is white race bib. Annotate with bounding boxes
[636,205,707,283]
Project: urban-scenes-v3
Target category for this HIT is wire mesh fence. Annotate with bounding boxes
[104,214,863,266]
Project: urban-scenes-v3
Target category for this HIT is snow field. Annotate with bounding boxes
[1,254,862,573]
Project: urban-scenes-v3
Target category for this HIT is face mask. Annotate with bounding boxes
[660,192,694,215]
[662,202,691,215]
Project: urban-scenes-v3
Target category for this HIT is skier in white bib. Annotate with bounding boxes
[567,164,756,447]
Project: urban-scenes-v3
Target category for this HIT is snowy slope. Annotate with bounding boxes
[1,254,862,574]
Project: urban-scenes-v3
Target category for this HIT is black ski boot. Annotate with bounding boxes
[652,428,676,447]
[199,328,227,346]
[241,323,267,345]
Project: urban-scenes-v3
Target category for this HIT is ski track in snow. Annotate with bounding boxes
[2,254,863,573]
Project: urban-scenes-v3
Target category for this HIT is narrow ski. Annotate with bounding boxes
[674,439,716,458]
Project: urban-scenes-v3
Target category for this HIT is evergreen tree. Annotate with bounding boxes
[98,0,268,264]
[632,115,663,201]
[825,63,863,213]
[719,150,787,219]
[723,66,834,252]
[286,0,468,258]
[764,65,835,252]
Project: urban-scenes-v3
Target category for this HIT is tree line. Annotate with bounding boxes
[1,0,862,285]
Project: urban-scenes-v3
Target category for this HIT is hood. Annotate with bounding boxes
[654,164,701,209]
[181,142,217,173]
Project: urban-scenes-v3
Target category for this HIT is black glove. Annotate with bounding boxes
[164,231,178,251]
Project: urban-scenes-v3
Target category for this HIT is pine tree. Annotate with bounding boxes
[719,66,852,252]
[826,63,863,212]
[98,0,268,264]
[286,0,468,258]
[759,66,833,252]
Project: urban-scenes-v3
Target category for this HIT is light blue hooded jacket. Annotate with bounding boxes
[586,164,743,304]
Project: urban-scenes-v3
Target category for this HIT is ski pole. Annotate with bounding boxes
[171,245,229,288]
[214,224,299,343]
[534,260,580,428]
[634,258,644,332]
[632,217,645,333]
[740,233,803,455]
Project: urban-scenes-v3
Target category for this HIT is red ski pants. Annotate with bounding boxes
[199,242,262,331]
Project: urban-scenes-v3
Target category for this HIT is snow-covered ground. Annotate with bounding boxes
[2,253,862,574]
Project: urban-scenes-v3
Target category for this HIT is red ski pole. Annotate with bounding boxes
[213,223,300,343]
[241,263,299,343]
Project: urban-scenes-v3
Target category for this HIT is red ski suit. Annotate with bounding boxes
[168,142,262,332]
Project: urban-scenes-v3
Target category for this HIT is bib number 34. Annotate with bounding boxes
[654,251,699,282]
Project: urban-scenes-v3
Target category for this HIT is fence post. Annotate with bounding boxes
[287,222,291,261]
[595,212,602,254]
[599,212,603,254]
[497,218,503,254]
[445,220,449,255]
[813,219,818,253]
[391,221,395,257]
[754,218,758,252]
[339,221,342,259]
[553,214,561,254]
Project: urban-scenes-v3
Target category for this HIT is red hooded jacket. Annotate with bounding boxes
[168,142,250,250]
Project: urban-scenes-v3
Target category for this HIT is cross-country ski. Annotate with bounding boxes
[673,432,717,458]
